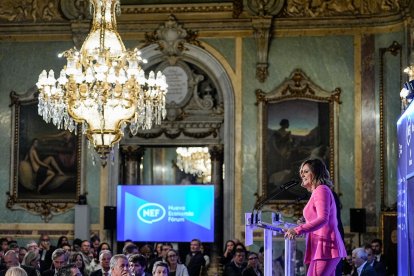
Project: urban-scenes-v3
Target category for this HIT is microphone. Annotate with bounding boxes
[254,180,300,211]
[295,193,309,203]
[280,180,300,190]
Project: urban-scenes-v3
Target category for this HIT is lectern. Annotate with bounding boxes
[245,212,297,276]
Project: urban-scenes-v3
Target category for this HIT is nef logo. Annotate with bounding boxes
[137,203,166,224]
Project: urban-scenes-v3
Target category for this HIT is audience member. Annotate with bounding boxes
[26,242,38,253]
[109,255,128,276]
[69,253,86,276]
[19,248,28,264]
[185,240,205,276]
[22,250,41,275]
[57,237,70,250]
[5,267,27,276]
[223,249,246,276]
[351,247,376,276]
[56,264,80,276]
[122,245,139,259]
[165,249,188,276]
[0,250,37,276]
[41,248,68,276]
[148,244,172,274]
[128,254,150,276]
[38,234,55,272]
[242,252,262,276]
[371,238,389,273]
[364,245,386,276]
[152,263,168,276]
[220,240,236,267]
[90,250,111,276]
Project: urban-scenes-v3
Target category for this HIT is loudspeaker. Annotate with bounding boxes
[350,208,366,233]
[104,206,117,230]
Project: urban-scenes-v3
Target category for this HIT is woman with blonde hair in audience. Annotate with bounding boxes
[165,249,188,276]
[22,250,41,276]
[5,267,28,276]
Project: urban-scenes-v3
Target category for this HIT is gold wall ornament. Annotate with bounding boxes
[0,0,61,22]
[252,16,273,83]
[36,0,168,165]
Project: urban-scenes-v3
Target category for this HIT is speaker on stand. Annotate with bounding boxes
[350,208,366,246]
[104,206,116,249]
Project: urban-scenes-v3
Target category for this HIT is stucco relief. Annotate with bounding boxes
[0,0,61,22]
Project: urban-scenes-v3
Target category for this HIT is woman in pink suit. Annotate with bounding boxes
[285,159,346,276]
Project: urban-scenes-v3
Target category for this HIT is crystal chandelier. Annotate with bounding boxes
[176,147,211,183]
[36,0,167,164]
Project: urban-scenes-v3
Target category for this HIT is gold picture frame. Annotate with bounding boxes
[256,69,341,218]
[8,86,83,222]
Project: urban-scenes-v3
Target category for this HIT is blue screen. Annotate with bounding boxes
[117,185,215,242]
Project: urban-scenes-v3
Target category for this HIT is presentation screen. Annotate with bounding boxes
[117,185,215,242]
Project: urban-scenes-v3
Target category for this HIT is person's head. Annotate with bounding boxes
[31,138,39,148]
[22,250,40,268]
[8,241,19,253]
[352,247,368,268]
[56,264,81,276]
[153,262,169,276]
[190,239,201,253]
[5,267,27,276]
[69,252,85,270]
[235,242,246,253]
[90,235,100,250]
[139,244,153,260]
[52,248,68,270]
[364,245,374,264]
[18,247,27,263]
[166,249,180,266]
[1,238,9,252]
[299,158,332,191]
[371,238,382,255]
[122,243,139,257]
[160,244,172,259]
[155,243,163,256]
[62,245,71,253]
[279,119,289,128]
[224,240,235,254]
[99,250,112,271]
[80,240,90,255]
[39,234,51,250]
[246,252,259,268]
[72,239,82,252]
[128,254,147,275]
[110,254,129,276]
[4,250,19,268]
[26,241,39,252]
[57,236,69,248]
[233,249,245,266]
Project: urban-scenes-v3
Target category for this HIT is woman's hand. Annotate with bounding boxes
[284,228,297,240]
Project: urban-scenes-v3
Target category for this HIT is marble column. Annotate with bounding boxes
[119,146,146,185]
[209,144,224,273]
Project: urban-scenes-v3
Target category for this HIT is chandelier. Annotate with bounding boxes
[36,0,167,164]
[176,147,211,183]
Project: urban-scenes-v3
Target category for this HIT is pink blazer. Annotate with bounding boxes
[294,184,346,263]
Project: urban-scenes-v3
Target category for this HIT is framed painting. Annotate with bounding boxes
[256,69,341,218]
[8,87,83,222]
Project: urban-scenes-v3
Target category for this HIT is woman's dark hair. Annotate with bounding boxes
[57,236,69,248]
[95,242,111,261]
[165,249,182,266]
[223,240,236,254]
[300,158,332,187]
[69,252,85,274]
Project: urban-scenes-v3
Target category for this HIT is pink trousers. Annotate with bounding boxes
[307,257,341,276]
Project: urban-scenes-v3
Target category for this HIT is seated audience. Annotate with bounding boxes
[242,252,262,276]
[185,240,205,276]
[5,267,27,276]
[166,249,188,276]
[90,250,111,276]
[41,248,68,276]
[0,250,37,276]
[223,249,246,276]
[128,254,150,276]
[352,247,376,276]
